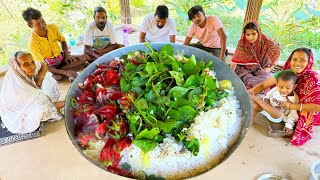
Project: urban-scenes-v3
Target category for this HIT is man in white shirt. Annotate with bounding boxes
[84,6,122,61]
[140,5,177,43]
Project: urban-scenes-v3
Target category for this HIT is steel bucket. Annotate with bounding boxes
[64,43,252,178]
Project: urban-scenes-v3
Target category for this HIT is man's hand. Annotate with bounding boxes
[64,53,77,64]
[140,32,146,43]
[220,54,225,61]
[64,70,78,78]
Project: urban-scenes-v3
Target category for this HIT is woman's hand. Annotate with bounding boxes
[35,76,44,88]
[250,94,260,103]
[281,101,291,110]
[229,63,237,71]
[262,65,274,73]
[35,62,48,88]
[248,89,255,96]
[284,127,294,136]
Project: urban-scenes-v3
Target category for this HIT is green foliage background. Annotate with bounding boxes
[165,0,320,67]
[0,0,319,67]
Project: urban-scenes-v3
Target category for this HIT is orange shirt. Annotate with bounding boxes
[28,24,65,62]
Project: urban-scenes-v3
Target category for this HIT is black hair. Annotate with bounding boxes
[188,5,205,21]
[94,6,107,17]
[277,71,297,84]
[154,5,168,19]
[22,7,42,23]
[291,47,310,60]
[243,22,258,34]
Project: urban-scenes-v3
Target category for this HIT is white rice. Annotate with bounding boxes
[119,92,243,179]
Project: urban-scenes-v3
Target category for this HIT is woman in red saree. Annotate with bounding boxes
[230,20,281,89]
[250,48,320,146]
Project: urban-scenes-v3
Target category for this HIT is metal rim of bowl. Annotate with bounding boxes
[257,173,287,180]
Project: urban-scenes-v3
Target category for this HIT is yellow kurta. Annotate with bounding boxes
[28,24,66,62]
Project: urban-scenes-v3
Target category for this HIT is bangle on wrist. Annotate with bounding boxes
[299,103,303,112]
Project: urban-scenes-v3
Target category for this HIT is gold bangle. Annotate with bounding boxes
[288,103,291,110]
[248,90,255,95]
[299,103,303,111]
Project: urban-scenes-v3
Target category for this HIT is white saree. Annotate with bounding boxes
[0,56,62,134]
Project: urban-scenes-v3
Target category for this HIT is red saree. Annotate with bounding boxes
[231,20,281,88]
[232,20,280,66]
[283,49,320,146]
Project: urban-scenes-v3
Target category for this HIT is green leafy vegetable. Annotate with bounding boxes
[120,44,230,155]
[183,139,200,156]
[136,128,160,140]
[133,139,158,153]
[160,44,174,56]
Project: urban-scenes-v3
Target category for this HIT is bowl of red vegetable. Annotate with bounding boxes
[64,43,252,179]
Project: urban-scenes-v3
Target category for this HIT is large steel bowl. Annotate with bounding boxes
[64,43,252,178]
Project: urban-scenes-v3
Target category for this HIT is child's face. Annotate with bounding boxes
[277,79,296,97]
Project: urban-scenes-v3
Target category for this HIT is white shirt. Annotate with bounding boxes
[84,20,116,49]
[140,14,177,42]
[264,86,300,129]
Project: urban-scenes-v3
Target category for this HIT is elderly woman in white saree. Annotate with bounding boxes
[0,51,63,134]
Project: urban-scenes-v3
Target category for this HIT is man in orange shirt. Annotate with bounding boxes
[22,7,86,81]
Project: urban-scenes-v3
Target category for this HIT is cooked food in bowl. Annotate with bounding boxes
[65,43,251,179]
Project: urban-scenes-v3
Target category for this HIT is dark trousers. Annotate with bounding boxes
[188,42,227,60]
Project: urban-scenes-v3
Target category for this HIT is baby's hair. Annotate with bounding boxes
[277,71,297,83]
